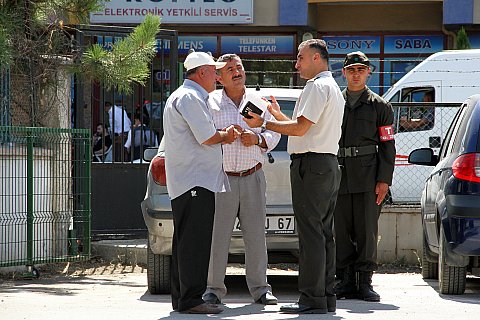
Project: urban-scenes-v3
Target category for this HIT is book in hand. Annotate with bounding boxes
[240,92,269,119]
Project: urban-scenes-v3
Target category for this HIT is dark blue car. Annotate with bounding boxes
[408,94,480,295]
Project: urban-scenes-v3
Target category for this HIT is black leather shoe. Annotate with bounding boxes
[203,293,221,304]
[327,294,336,312]
[280,303,327,314]
[180,303,223,314]
[255,292,278,305]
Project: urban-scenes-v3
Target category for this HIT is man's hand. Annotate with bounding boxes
[375,182,389,205]
[240,129,258,147]
[223,125,241,144]
[267,96,282,120]
[242,112,263,128]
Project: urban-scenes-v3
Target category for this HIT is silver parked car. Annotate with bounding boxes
[141,87,301,293]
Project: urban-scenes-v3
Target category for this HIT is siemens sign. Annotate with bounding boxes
[157,36,217,55]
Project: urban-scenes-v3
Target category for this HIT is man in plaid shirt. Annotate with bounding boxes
[203,54,281,306]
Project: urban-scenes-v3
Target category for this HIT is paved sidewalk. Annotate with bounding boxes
[1,269,480,320]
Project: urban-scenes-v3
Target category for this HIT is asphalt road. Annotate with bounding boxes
[1,267,480,320]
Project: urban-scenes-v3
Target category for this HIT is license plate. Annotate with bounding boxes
[233,216,295,234]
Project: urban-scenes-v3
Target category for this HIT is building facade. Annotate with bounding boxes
[89,0,480,94]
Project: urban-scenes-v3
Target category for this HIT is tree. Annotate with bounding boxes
[0,0,160,126]
[80,15,161,95]
[456,26,471,50]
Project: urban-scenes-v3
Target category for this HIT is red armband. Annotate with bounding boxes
[379,125,394,142]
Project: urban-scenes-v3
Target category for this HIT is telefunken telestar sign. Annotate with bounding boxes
[90,0,254,24]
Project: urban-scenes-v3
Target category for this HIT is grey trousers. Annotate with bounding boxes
[290,153,341,309]
[205,169,272,301]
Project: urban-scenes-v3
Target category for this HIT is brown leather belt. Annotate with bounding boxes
[226,163,262,177]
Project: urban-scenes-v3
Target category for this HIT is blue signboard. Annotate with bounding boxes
[221,36,294,55]
[157,36,218,55]
[323,36,381,55]
[384,35,444,54]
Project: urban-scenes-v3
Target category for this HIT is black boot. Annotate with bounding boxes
[358,271,380,302]
[334,265,358,299]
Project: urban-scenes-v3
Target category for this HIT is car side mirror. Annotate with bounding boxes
[143,147,160,162]
[408,148,439,166]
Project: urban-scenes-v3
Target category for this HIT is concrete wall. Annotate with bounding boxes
[378,206,422,265]
[313,3,443,32]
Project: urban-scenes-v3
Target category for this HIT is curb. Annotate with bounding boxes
[91,239,147,265]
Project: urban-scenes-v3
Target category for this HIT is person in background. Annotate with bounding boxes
[124,111,158,161]
[92,123,112,162]
[243,39,344,314]
[163,51,239,314]
[334,51,396,302]
[399,90,435,131]
[203,53,280,306]
[143,99,163,139]
[104,101,131,162]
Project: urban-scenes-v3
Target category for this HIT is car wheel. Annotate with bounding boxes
[438,223,466,295]
[147,241,171,294]
[421,236,438,279]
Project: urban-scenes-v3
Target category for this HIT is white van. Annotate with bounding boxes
[382,49,480,203]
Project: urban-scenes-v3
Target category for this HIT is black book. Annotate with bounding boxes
[239,92,268,119]
[240,101,264,119]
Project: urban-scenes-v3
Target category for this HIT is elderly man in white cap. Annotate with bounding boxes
[163,51,239,314]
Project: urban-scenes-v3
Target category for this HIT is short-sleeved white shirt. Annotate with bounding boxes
[108,105,131,134]
[163,79,230,200]
[287,71,345,155]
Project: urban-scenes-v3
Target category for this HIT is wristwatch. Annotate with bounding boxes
[256,134,264,146]
[261,118,267,133]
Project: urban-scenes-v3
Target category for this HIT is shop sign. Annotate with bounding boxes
[384,35,444,54]
[90,0,253,24]
[323,36,381,55]
[157,36,217,55]
[221,36,294,55]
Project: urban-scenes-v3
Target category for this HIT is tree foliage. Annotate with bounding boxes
[456,27,471,50]
[0,0,160,126]
[81,14,161,95]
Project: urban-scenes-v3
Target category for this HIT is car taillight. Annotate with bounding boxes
[452,153,480,183]
[150,156,166,186]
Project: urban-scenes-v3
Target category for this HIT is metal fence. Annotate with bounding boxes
[388,102,461,204]
[0,126,91,275]
[0,67,10,127]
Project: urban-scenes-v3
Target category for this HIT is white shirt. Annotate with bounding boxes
[288,71,345,155]
[124,125,158,149]
[108,105,131,134]
[163,79,229,200]
[209,90,281,172]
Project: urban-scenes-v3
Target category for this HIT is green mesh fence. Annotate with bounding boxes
[0,126,91,268]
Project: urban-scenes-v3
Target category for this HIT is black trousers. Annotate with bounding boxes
[290,153,341,308]
[170,187,215,311]
[334,191,381,272]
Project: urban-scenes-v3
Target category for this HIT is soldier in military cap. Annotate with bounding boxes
[334,51,396,302]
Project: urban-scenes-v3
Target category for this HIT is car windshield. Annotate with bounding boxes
[272,99,296,151]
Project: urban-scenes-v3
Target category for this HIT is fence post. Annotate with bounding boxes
[26,130,35,274]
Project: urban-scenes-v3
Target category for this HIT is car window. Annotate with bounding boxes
[271,99,296,151]
[439,104,467,159]
[451,100,478,154]
[397,88,435,132]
